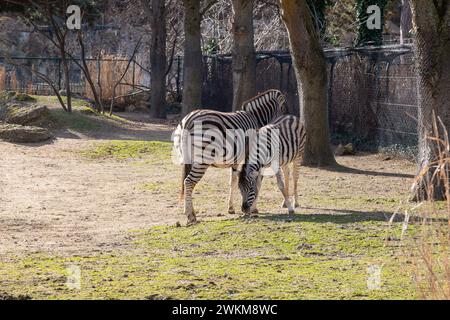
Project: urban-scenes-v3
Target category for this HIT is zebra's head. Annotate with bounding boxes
[238,164,261,214]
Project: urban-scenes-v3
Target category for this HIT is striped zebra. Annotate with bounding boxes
[238,115,306,215]
[173,89,287,225]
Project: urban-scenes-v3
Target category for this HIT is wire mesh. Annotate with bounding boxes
[1,45,419,152]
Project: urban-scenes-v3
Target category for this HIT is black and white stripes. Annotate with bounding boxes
[173,89,286,225]
[238,115,306,215]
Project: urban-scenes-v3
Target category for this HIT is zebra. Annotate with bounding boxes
[238,115,306,215]
[173,89,287,225]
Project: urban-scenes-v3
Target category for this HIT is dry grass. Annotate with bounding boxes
[0,66,6,91]
[10,70,18,91]
[407,115,450,299]
[0,67,19,92]
[85,53,141,103]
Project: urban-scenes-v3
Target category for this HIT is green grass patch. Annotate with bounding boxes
[81,140,172,163]
[33,96,130,123]
[308,195,401,210]
[78,106,131,123]
[0,215,420,299]
[32,95,88,108]
[46,107,130,132]
[48,109,100,131]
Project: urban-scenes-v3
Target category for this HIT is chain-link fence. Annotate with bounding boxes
[201,45,418,153]
[1,45,418,153]
[0,56,147,100]
[328,46,417,152]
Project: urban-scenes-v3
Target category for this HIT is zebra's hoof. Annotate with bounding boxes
[228,207,236,215]
[288,209,295,215]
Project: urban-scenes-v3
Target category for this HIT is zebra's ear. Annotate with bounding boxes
[241,101,250,112]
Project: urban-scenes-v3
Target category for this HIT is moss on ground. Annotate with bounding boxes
[32,95,88,108]
[81,140,173,165]
[48,109,100,131]
[0,216,419,300]
[46,109,129,132]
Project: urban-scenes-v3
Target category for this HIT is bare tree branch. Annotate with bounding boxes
[109,39,142,115]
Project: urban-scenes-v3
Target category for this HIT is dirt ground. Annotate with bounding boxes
[0,111,417,257]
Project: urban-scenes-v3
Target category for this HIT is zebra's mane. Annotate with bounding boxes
[241,89,286,125]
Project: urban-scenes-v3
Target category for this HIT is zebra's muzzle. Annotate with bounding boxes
[242,202,251,214]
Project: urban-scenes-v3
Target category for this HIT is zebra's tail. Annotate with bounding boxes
[180,163,191,204]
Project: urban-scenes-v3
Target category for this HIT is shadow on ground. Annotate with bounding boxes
[323,163,415,179]
[249,210,402,224]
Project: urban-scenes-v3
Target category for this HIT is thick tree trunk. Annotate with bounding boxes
[280,0,336,166]
[181,0,202,116]
[231,0,256,111]
[411,0,450,200]
[141,0,167,119]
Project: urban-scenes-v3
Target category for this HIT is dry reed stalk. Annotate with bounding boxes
[10,70,18,91]
[84,53,139,104]
[408,114,450,299]
[0,66,6,91]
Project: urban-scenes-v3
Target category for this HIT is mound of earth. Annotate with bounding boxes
[0,90,36,103]
[0,91,50,125]
[0,104,50,125]
[0,123,52,143]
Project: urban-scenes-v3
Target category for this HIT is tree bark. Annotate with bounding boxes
[410,0,450,200]
[181,0,202,116]
[400,0,412,44]
[231,0,256,111]
[60,44,72,113]
[280,0,336,166]
[141,0,167,118]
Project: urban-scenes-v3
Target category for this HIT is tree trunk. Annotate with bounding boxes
[280,0,336,167]
[231,0,256,111]
[77,30,103,112]
[410,0,450,200]
[57,40,71,113]
[61,54,72,113]
[141,0,167,118]
[400,0,412,44]
[181,0,202,116]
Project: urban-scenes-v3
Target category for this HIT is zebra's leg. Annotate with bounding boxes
[250,174,263,214]
[293,159,300,208]
[281,165,290,208]
[227,166,239,214]
[276,168,294,215]
[184,163,209,225]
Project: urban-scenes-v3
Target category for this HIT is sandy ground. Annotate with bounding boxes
[0,114,417,256]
